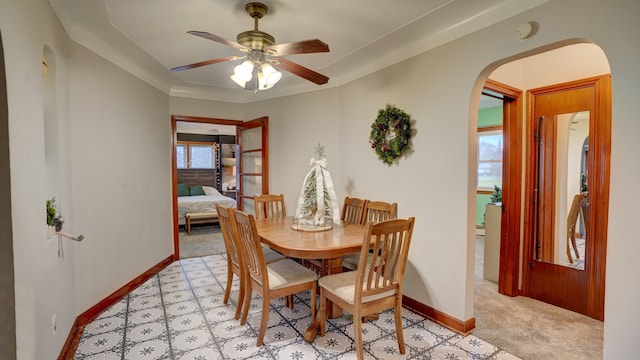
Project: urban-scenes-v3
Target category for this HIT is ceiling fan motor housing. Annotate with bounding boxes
[237,30,275,50]
[238,2,275,50]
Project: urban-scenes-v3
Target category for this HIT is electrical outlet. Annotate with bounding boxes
[52,315,57,336]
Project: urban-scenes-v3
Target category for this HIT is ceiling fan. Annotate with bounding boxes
[172,2,330,91]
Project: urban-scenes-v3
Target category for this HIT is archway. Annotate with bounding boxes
[470,41,610,359]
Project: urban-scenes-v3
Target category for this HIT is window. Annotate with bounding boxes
[176,144,187,168]
[177,141,216,169]
[477,127,503,191]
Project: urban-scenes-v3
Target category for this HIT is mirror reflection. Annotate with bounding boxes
[535,111,589,270]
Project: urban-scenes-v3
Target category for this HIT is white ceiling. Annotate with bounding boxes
[48,0,548,103]
[480,94,503,109]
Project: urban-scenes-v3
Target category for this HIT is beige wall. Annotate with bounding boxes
[69,44,172,314]
[243,88,342,211]
[170,96,244,120]
[1,0,77,357]
[2,0,172,358]
[2,0,640,359]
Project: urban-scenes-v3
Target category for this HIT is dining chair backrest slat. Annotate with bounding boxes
[215,204,246,320]
[254,193,286,221]
[357,218,414,300]
[217,204,241,267]
[234,210,268,284]
[362,201,397,224]
[341,197,368,225]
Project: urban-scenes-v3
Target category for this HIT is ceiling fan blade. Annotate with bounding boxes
[274,58,329,85]
[264,39,329,56]
[172,56,241,72]
[187,31,250,53]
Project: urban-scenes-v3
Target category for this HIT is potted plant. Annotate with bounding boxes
[46,197,64,231]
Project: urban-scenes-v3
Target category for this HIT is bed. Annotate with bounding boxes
[177,169,236,226]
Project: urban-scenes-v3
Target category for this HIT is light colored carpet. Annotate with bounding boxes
[178,225,227,259]
[473,235,603,360]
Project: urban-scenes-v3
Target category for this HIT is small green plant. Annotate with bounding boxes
[490,185,502,203]
[46,197,64,230]
[46,197,57,226]
[481,186,502,227]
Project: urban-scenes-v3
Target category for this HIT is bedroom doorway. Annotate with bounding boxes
[171,115,269,259]
[171,115,242,259]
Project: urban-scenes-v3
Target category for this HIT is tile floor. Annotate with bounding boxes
[73,255,521,360]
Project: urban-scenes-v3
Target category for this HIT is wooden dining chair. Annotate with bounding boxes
[341,196,368,225]
[362,200,398,224]
[233,210,318,347]
[252,193,294,307]
[567,192,587,264]
[215,204,246,320]
[343,200,398,271]
[318,217,415,360]
[254,193,286,220]
[216,204,287,321]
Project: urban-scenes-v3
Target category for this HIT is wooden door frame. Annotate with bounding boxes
[170,115,245,259]
[236,116,269,211]
[521,75,610,320]
[483,79,523,297]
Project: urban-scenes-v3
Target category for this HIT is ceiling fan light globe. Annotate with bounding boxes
[261,63,282,86]
[234,60,254,82]
[257,70,270,90]
[230,74,247,88]
[267,71,282,86]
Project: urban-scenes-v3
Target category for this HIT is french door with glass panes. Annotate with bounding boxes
[236,117,269,213]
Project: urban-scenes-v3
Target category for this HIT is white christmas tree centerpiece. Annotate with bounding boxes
[292,144,340,231]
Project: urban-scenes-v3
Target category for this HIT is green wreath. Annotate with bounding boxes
[369,104,412,165]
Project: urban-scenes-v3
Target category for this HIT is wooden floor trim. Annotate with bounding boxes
[57,255,175,360]
[403,295,476,335]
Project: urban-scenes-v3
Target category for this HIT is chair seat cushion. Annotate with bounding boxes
[318,271,396,305]
[266,259,318,290]
[342,253,371,271]
[263,246,287,264]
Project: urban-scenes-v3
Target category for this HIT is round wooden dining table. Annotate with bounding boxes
[255,216,366,342]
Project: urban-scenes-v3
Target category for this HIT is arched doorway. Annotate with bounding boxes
[471,42,609,359]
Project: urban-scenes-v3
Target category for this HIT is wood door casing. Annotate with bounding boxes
[237,116,269,212]
[483,79,523,297]
[522,75,610,320]
[171,115,245,259]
